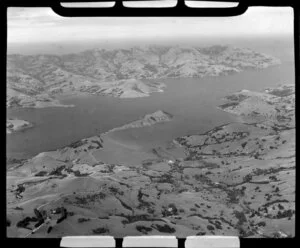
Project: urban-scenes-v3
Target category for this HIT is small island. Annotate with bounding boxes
[7,119,33,134]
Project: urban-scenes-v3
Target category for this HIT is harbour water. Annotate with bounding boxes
[6,62,294,160]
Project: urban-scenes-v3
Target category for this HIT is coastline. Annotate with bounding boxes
[6,62,282,109]
[6,83,295,238]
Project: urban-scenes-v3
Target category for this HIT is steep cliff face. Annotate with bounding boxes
[7,45,281,107]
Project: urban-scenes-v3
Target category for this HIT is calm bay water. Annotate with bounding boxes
[6,62,294,159]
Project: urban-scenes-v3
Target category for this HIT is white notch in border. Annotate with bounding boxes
[124,1,177,8]
[60,236,115,247]
[61,2,116,8]
[185,236,240,248]
[185,1,239,8]
[123,236,177,247]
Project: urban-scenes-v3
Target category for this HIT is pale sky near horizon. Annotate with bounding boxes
[7,5,294,44]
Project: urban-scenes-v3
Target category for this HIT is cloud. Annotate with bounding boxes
[7,7,294,44]
[8,7,64,28]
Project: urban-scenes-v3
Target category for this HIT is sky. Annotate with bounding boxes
[7,3,294,45]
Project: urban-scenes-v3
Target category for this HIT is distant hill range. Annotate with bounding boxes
[7,45,281,107]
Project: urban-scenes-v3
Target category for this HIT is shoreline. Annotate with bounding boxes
[6,62,293,160]
[6,83,295,238]
[6,110,175,162]
[6,63,282,110]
